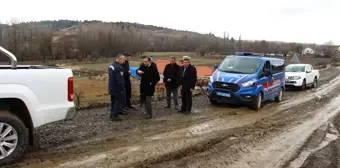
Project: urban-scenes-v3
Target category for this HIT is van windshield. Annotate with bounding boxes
[218,57,261,74]
[285,65,305,72]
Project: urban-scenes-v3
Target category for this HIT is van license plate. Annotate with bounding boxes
[216,92,231,97]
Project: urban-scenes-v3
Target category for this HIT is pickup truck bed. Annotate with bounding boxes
[0,46,76,165]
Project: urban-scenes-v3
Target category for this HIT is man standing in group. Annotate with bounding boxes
[178,60,183,67]
[178,57,197,114]
[121,52,136,110]
[163,56,180,109]
[137,56,160,119]
[108,53,126,121]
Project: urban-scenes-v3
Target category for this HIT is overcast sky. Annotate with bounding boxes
[1,0,339,45]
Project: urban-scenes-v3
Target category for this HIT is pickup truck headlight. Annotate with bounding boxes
[241,79,256,88]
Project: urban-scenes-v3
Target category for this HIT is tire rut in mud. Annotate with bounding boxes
[137,85,340,168]
[289,112,340,168]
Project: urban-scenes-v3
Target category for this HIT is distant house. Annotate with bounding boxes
[302,48,315,56]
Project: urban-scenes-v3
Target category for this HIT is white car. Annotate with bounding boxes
[285,64,320,90]
[0,46,76,165]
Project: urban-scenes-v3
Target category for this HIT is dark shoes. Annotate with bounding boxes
[165,105,179,110]
[119,111,128,115]
[177,109,185,113]
[143,114,152,119]
[110,115,122,121]
[177,109,191,114]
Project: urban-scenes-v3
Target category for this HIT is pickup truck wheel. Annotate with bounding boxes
[312,78,317,88]
[275,88,283,102]
[0,111,28,165]
[251,93,262,110]
[300,79,307,91]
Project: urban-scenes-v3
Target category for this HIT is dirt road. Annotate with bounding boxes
[8,66,340,168]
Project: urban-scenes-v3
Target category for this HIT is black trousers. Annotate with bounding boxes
[125,81,132,107]
[181,89,192,111]
[110,94,124,116]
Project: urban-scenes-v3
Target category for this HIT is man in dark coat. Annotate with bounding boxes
[163,56,180,109]
[178,58,197,114]
[108,53,126,121]
[137,56,160,119]
[121,52,136,110]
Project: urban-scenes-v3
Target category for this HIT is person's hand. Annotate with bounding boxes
[137,70,144,74]
[129,70,132,75]
[167,78,171,82]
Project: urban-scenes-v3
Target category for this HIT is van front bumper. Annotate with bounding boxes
[207,90,254,105]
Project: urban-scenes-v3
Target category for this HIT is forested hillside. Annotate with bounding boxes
[0,20,333,61]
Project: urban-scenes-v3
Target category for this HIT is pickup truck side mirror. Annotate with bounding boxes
[306,70,312,73]
[214,64,219,70]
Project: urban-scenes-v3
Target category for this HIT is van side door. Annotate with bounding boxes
[269,60,285,99]
[257,61,271,100]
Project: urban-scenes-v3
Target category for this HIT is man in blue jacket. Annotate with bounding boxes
[108,53,126,121]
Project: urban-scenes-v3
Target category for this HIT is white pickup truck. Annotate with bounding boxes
[285,63,320,90]
[0,46,76,165]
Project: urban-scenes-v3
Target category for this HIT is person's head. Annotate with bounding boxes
[116,53,126,64]
[179,60,184,66]
[169,56,176,64]
[183,58,190,67]
[123,52,131,61]
[143,56,152,66]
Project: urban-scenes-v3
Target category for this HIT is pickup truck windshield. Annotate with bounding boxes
[285,65,305,72]
[218,57,261,74]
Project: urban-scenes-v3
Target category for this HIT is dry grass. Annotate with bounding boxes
[74,77,110,106]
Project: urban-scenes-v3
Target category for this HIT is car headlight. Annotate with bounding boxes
[209,76,213,84]
[241,79,256,88]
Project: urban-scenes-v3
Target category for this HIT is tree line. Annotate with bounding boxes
[0,19,335,61]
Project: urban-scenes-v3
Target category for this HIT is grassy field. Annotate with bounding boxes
[71,52,221,107]
[17,52,333,108]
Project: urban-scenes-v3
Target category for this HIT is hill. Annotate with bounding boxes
[0,20,334,61]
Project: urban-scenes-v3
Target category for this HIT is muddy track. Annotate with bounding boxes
[140,86,340,168]
[8,67,340,168]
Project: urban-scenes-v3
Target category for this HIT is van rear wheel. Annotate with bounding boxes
[0,111,29,166]
[251,93,262,110]
[275,88,283,102]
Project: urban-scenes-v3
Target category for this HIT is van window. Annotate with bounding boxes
[271,60,285,74]
[218,57,261,74]
[264,61,270,71]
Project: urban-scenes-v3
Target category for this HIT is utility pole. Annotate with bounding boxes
[223,31,226,51]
